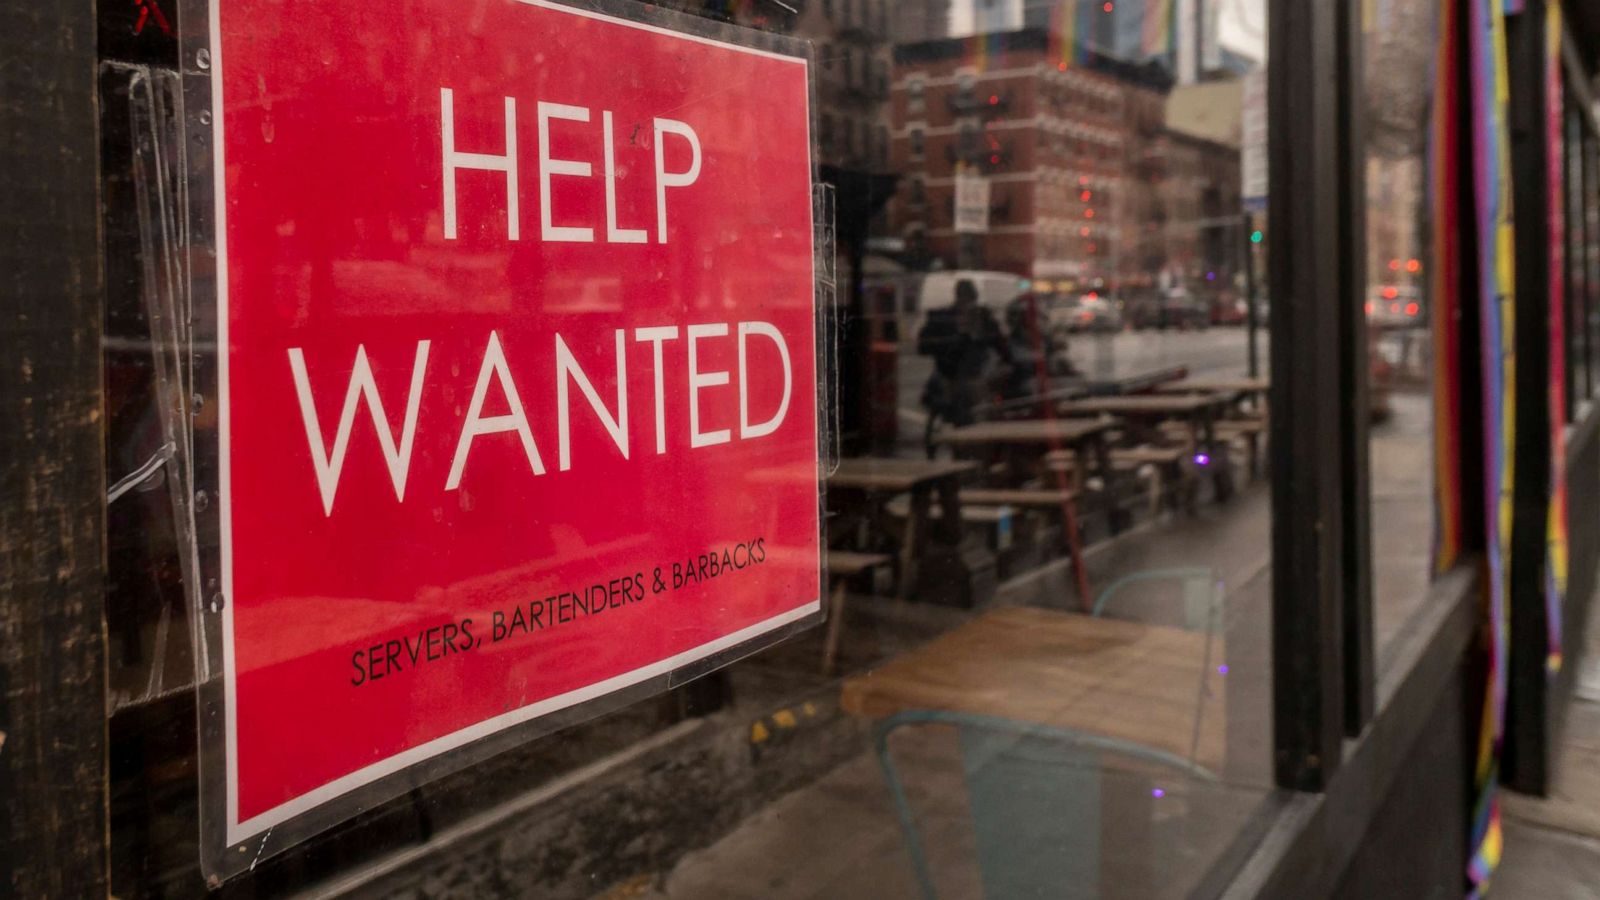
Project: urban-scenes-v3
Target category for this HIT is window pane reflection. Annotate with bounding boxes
[1365,0,1441,648]
[104,1,1282,896]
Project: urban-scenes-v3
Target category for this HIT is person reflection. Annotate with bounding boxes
[917,279,1008,435]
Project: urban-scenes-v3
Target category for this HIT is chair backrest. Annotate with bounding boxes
[874,710,1217,900]
[1092,566,1220,632]
[1091,567,1224,776]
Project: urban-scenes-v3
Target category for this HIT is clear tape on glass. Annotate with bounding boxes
[814,181,842,478]
[102,61,209,713]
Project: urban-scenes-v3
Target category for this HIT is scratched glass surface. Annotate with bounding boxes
[100,1,1288,896]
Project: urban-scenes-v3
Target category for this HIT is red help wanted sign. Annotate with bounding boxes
[212,0,819,841]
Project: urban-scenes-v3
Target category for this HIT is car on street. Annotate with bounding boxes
[1213,296,1248,326]
[1129,288,1210,330]
[1366,285,1426,329]
[904,269,1031,341]
[1048,293,1124,336]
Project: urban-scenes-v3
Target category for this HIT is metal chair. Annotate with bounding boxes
[875,710,1218,900]
[1091,565,1221,631]
[1092,566,1225,775]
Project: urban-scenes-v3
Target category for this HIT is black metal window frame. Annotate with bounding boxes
[1208,0,1492,890]
[1266,0,1370,795]
[1501,14,1600,795]
[1265,0,1497,796]
[1225,0,1600,894]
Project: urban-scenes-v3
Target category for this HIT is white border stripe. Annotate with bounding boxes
[209,0,240,837]
[519,0,808,65]
[214,0,816,846]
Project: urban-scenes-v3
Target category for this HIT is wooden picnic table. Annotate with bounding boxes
[828,457,976,494]
[936,418,1115,489]
[1156,377,1270,417]
[840,605,1226,772]
[827,457,978,598]
[1155,377,1270,396]
[1058,393,1236,499]
[1058,392,1230,419]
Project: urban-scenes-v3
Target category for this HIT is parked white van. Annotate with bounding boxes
[902,270,1032,342]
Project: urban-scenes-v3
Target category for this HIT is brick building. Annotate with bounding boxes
[888,28,1242,296]
[891,0,954,43]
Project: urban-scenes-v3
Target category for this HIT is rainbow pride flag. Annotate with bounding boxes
[1543,0,1567,679]
[966,28,1008,73]
[1467,0,1516,891]
[1141,0,1176,58]
[1049,0,1091,69]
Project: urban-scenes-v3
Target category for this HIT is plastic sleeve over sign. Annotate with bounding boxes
[167,0,831,881]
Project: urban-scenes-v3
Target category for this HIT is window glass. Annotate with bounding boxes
[103,1,1282,896]
[1363,0,1441,647]
[908,76,927,115]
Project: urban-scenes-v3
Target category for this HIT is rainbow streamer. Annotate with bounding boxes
[967,29,1006,73]
[1140,0,1176,58]
[1545,2,1567,678]
[1432,0,1463,574]
[1049,0,1089,70]
[1467,0,1516,892]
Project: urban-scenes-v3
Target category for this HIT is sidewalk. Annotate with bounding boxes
[606,481,1281,900]
[1495,610,1600,898]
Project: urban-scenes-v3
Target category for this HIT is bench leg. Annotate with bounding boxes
[898,489,930,600]
[822,579,848,675]
[1181,465,1201,515]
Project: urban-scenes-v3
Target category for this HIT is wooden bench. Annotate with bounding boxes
[959,487,1079,507]
[1156,420,1196,447]
[1215,418,1267,477]
[1112,446,1187,466]
[885,495,987,519]
[828,550,891,578]
[1114,446,1192,514]
[1215,418,1267,438]
[885,494,1039,561]
[1047,446,1188,516]
[823,551,891,674]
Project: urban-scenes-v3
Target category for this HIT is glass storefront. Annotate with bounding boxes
[93,2,1293,895]
[11,0,1597,897]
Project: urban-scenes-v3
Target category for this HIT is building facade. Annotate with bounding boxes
[888,28,1240,295]
[890,0,954,43]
